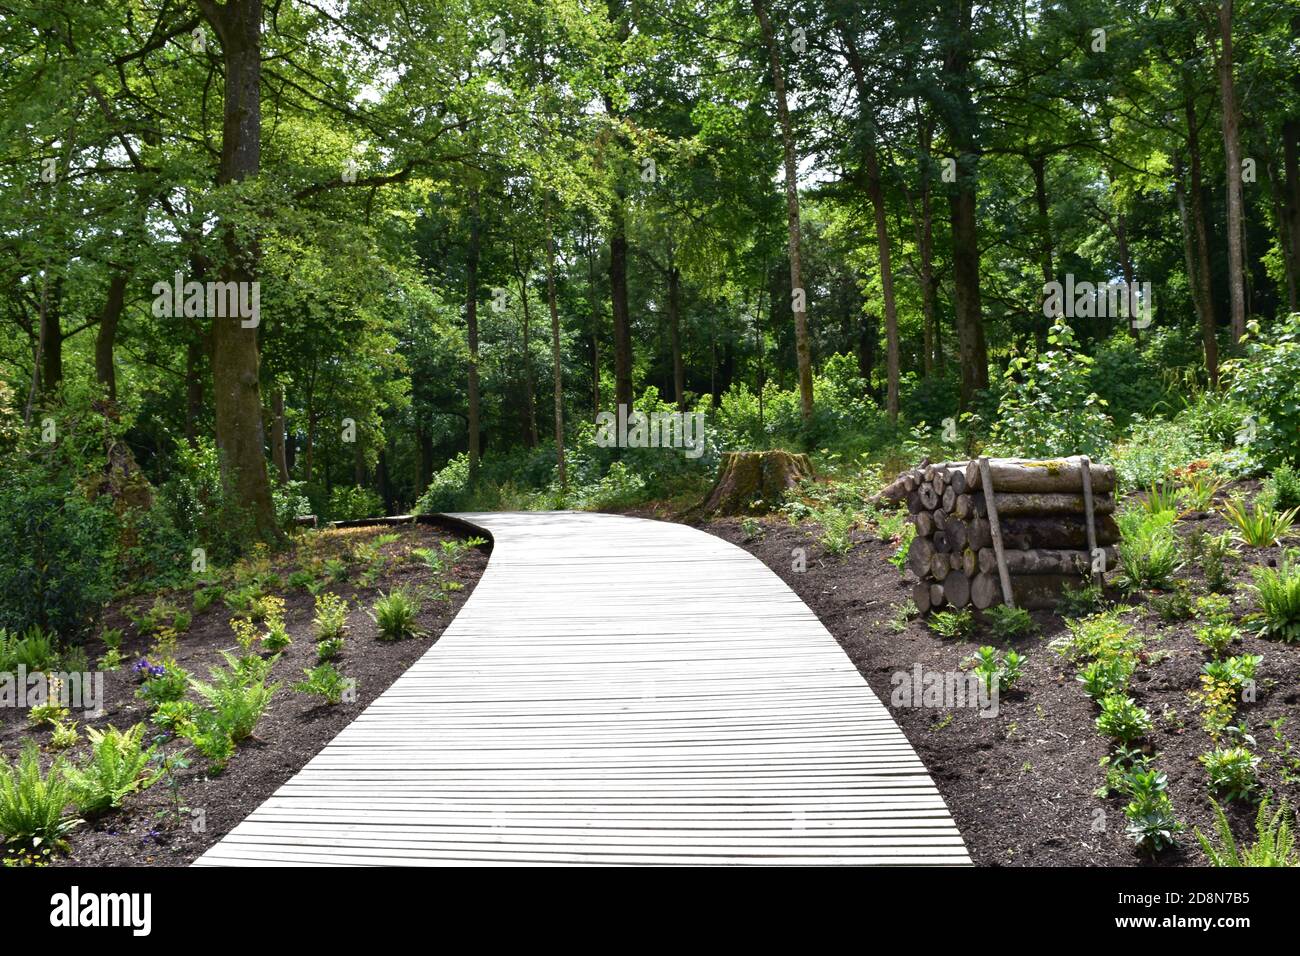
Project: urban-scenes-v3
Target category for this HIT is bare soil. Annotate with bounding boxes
[698,495,1300,867]
[1,521,488,867]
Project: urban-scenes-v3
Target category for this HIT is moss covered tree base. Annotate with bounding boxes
[691,450,813,518]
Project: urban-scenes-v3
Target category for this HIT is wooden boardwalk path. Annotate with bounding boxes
[195,511,970,866]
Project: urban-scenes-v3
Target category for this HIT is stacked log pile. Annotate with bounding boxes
[879,456,1118,612]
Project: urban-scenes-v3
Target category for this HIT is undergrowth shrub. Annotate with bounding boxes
[328,484,384,522]
[987,320,1113,459]
[0,427,117,639]
[1224,313,1300,468]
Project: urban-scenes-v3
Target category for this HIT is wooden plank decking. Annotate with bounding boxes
[194,511,970,866]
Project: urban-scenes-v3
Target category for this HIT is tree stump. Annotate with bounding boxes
[691,450,813,518]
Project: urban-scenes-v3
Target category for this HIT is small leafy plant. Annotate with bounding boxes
[1077,655,1136,701]
[1150,582,1195,622]
[1050,611,1142,663]
[984,604,1036,638]
[1196,621,1241,658]
[370,588,421,641]
[187,651,279,744]
[1199,746,1260,802]
[313,592,349,642]
[1056,582,1104,616]
[886,600,918,634]
[0,626,58,671]
[135,660,189,707]
[1096,694,1153,743]
[49,721,79,750]
[1264,463,1300,511]
[1188,530,1239,593]
[293,663,351,706]
[815,506,857,556]
[1123,767,1183,852]
[927,609,974,639]
[1179,472,1224,512]
[967,646,1026,693]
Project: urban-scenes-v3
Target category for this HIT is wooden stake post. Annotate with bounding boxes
[978,456,1015,608]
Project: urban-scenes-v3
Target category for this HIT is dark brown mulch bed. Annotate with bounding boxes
[698,499,1300,867]
[2,522,488,867]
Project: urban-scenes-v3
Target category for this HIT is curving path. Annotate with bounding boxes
[195,511,969,865]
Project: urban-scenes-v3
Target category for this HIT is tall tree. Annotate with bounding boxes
[196,0,277,539]
[752,0,814,424]
[1209,0,1248,347]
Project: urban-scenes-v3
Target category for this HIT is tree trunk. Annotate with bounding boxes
[609,191,634,412]
[377,448,394,515]
[753,0,814,425]
[37,276,64,398]
[1284,118,1300,312]
[961,456,1116,493]
[1213,0,1248,348]
[545,224,566,488]
[667,261,686,411]
[1185,80,1220,383]
[271,385,289,483]
[587,227,602,418]
[919,115,940,375]
[185,335,203,446]
[1029,154,1053,349]
[466,188,482,482]
[1269,159,1296,312]
[1115,207,1138,341]
[514,244,539,447]
[866,143,899,422]
[417,427,433,491]
[840,25,900,421]
[95,270,128,402]
[201,0,277,541]
[1176,154,1219,388]
[942,0,988,407]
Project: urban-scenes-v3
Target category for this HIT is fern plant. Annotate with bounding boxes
[370,588,421,641]
[64,724,162,816]
[1196,797,1299,866]
[1116,510,1182,591]
[927,610,974,639]
[1250,559,1300,642]
[984,604,1036,638]
[188,651,279,742]
[0,743,80,853]
[0,626,58,671]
